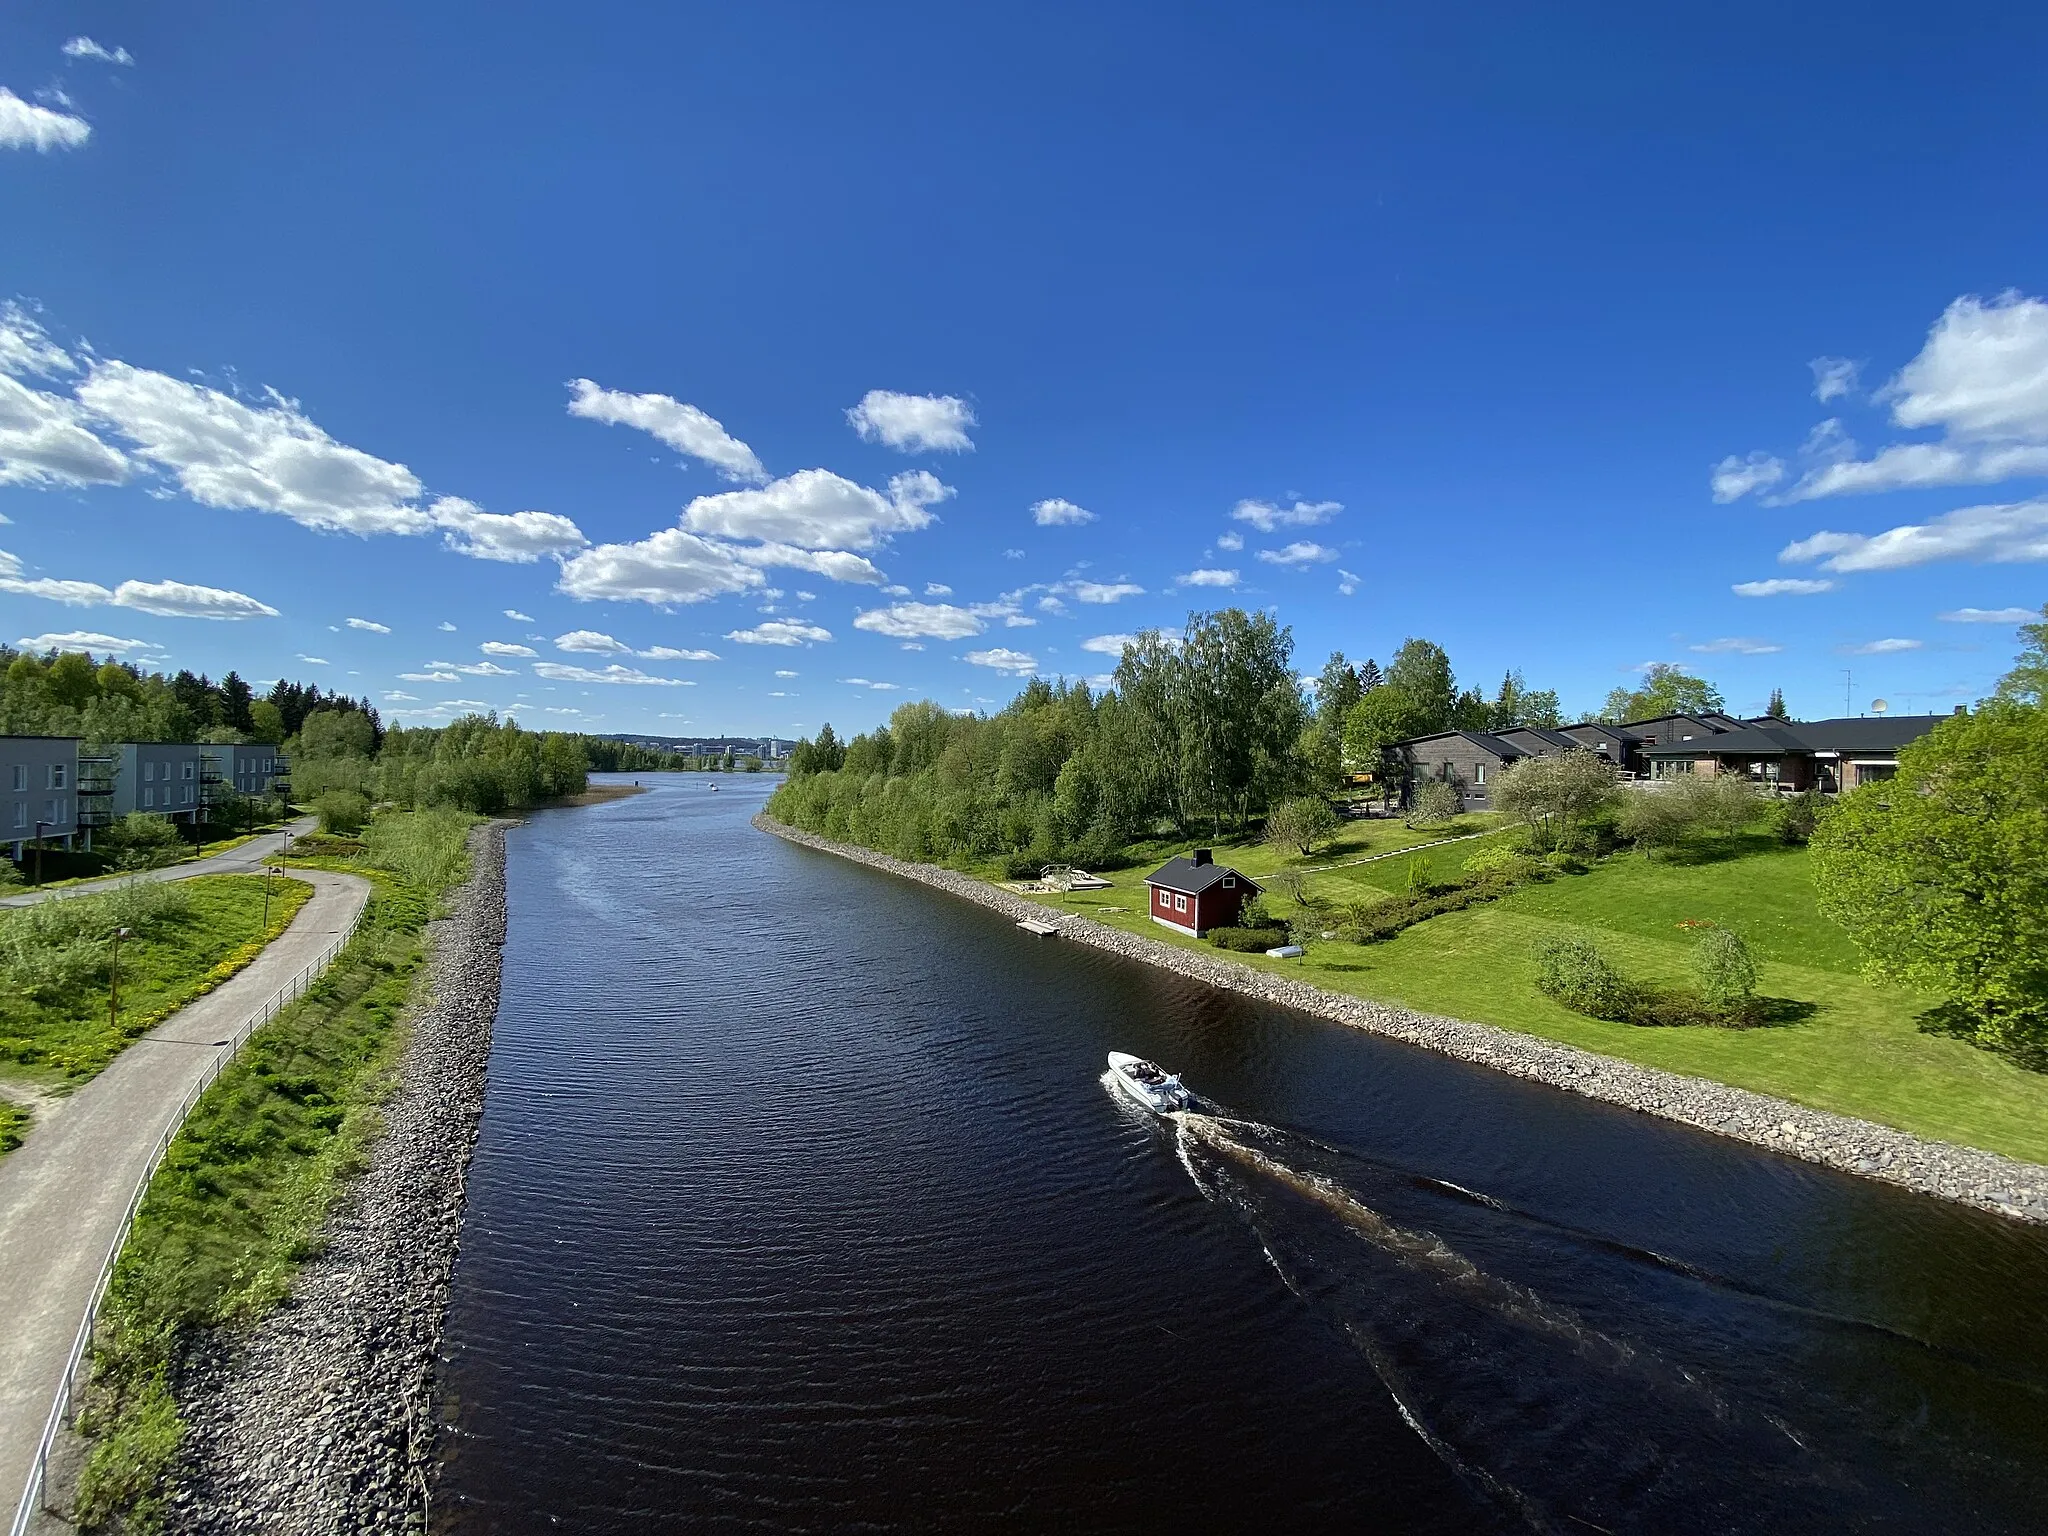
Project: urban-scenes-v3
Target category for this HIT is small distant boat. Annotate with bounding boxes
[1107,1051,1195,1114]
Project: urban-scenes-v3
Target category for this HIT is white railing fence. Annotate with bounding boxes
[9,902,366,1536]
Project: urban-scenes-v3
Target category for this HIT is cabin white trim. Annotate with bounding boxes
[1150,913,1199,937]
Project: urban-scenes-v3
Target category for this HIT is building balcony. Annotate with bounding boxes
[77,805,114,828]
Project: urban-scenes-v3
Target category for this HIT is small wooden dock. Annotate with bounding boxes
[1016,918,1060,937]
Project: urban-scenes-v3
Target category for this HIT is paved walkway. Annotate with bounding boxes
[0,817,318,909]
[0,868,371,1527]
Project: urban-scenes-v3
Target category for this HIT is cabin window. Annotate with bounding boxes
[1221,876,1235,889]
[1174,893,1188,913]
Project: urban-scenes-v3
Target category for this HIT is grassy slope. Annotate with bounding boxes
[1027,834,2048,1165]
[0,875,315,1085]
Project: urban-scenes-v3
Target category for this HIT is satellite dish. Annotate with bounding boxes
[1871,698,1889,714]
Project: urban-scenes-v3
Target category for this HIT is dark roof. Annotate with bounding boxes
[1496,727,1582,753]
[1560,721,1637,746]
[1396,729,1526,758]
[1642,715,1950,757]
[1145,856,1262,896]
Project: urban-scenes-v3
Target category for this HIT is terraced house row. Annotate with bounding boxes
[1394,708,1962,813]
[2,735,290,862]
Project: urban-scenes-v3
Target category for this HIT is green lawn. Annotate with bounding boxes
[0,874,314,1087]
[1028,839,2048,1165]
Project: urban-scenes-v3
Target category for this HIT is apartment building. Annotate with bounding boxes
[3,735,81,860]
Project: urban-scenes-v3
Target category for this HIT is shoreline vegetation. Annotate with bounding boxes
[754,812,2048,1225]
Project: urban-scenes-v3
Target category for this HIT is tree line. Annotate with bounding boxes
[1,645,379,747]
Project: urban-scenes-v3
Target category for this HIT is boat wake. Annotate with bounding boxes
[1165,1111,1948,1535]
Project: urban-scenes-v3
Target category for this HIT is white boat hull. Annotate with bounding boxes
[1107,1052,1195,1114]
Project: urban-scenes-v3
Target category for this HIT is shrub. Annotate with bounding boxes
[1541,850,1588,874]
[98,813,185,872]
[1264,795,1341,856]
[1692,927,1759,1016]
[313,789,371,836]
[1406,780,1461,828]
[1770,789,1824,846]
[1492,750,1618,852]
[360,808,474,890]
[1534,936,1639,1020]
[1618,774,1762,854]
[1461,844,1541,883]
[1207,925,1290,952]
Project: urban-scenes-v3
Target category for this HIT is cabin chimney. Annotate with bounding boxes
[1192,848,1213,866]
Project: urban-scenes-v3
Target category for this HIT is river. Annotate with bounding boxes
[434,774,2048,1533]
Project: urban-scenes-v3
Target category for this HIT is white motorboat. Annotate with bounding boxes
[1107,1051,1195,1114]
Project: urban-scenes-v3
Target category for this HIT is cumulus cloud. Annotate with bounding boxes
[565,378,766,482]
[346,617,390,632]
[557,528,767,605]
[1178,568,1239,587]
[1031,497,1095,526]
[383,690,418,702]
[111,580,278,619]
[639,645,717,661]
[0,88,91,151]
[398,671,460,683]
[1257,541,1338,566]
[1337,569,1360,596]
[1688,637,1782,655]
[62,37,134,65]
[683,467,948,550]
[1231,498,1341,533]
[1732,577,1835,597]
[846,391,976,453]
[1779,497,2048,572]
[18,629,157,655]
[503,609,532,621]
[1938,606,2036,623]
[532,661,694,686]
[839,678,901,691]
[1067,580,1143,603]
[924,582,952,596]
[725,620,831,646]
[438,621,456,631]
[429,497,586,563]
[554,630,631,654]
[1080,633,1136,656]
[0,373,131,487]
[481,641,538,658]
[296,654,329,665]
[1710,452,1785,503]
[1843,638,1923,654]
[1216,530,1243,551]
[853,602,985,640]
[1810,357,1860,402]
[0,305,78,377]
[729,541,887,585]
[964,647,1038,674]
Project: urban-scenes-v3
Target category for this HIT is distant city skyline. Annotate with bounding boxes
[4,4,2045,735]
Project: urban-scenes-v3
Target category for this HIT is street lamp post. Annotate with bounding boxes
[262,861,277,933]
[32,820,46,890]
[109,925,132,1034]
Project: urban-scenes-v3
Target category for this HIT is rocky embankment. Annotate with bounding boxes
[757,813,2048,1227]
[167,822,509,1533]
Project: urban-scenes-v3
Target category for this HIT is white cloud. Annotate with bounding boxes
[840,677,901,690]
[1843,638,1923,654]
[846,391,976,453]
[1711,452,1785,503]
[726,620,832,646]
[61,37,134,66]
[1257,541,1338,566]
[683,467,947,550]
[1938,606,2036,623]
[1337,569,1360,596]
[0,575,113,604]
[639,645,716,661]
[853,601,985,640]
[557,528,767,605]
[1216,530,1243,551]
[297,654,329,665]
[383,690,418,702]
[532,661,694,686]
[774,669,797,677]
[730,541,887,585]
[346,617,390,633]
[1178,568,1240,587]
[1779,497,2048,572]
[552,630,630,654]
[1004,548,1024,559]
[444,659,518,677]
[924,582,952,596]
[1231,498,1340,533]
[1733,577,1835,597]
[429,497,586,563]
[504,608,533,621]
[1081,633,1136,656]
[0,305,77,377]
[0,373,131,487]
[398,670,460,683]
[1688,637,1782,655]
[1810,357,1859,402]
[565,378,766,482]
[0,88,91,152]
[964,647,1038,674]
[438,620,456,631]
[18,629,153,653]
[76,363,431,534]
[111,579,278,620]
[1780,441,2048,501]
[1031,497,1095,526]
[1068,580,1143,603]
[481,640,538,657]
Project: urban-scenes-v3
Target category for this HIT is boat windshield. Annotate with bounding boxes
[1125,1061,1167,1083]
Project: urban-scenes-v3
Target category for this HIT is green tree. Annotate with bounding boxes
[1812,699,2048,1056]
[1692,927,1758,1016]
[313,788,371,835]
[298,708,376,760]
[1601,664,1727,723]
[1617,774,1760,855]
[1383,638,1457,730]
[1406,780,1460,828]
[98,812,185,871]
[1997,602,2047,704]
[1765,687,1788,720]
[1491,750,1617,852]
[249,700,286,742]
[1264,795,1341,856]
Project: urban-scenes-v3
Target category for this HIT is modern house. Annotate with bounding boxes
[1397,729,1528,812]
[105,743,208,823]
[1145,849,1261,937]
[3,735,81,861]
[199,742,290,804]
[1640,714,1955,792]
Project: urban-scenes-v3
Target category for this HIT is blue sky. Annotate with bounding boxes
[3,3,2046,736]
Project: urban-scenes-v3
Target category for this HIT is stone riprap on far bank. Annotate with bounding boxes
[756,813,2048,1228]
[166,820,509,1533]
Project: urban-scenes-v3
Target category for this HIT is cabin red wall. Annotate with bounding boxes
[1150,881,1250,933]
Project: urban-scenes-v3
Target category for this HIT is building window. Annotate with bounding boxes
[1174,893,1188,913]
[183,761,195,780]
[1473,763,1486,785]
[145,762,156,783]
[1222,876,1235,889]
[144,787,155,808]
[50,763,67,789]
[11,803,23,829]
[10,765,24,792]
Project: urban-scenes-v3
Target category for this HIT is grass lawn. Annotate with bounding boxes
[1026,838,2048,1165]
[0,875,314,1087]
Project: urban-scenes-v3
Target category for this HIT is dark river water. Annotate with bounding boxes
[435,774,2048,1533]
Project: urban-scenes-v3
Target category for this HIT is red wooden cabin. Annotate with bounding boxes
[1144,849,1260,937]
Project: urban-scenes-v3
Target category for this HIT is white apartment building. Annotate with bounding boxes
[3,735,81,860]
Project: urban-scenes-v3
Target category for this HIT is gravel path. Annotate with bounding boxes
[163,821,509,1534]
[758,813,2048,1226]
